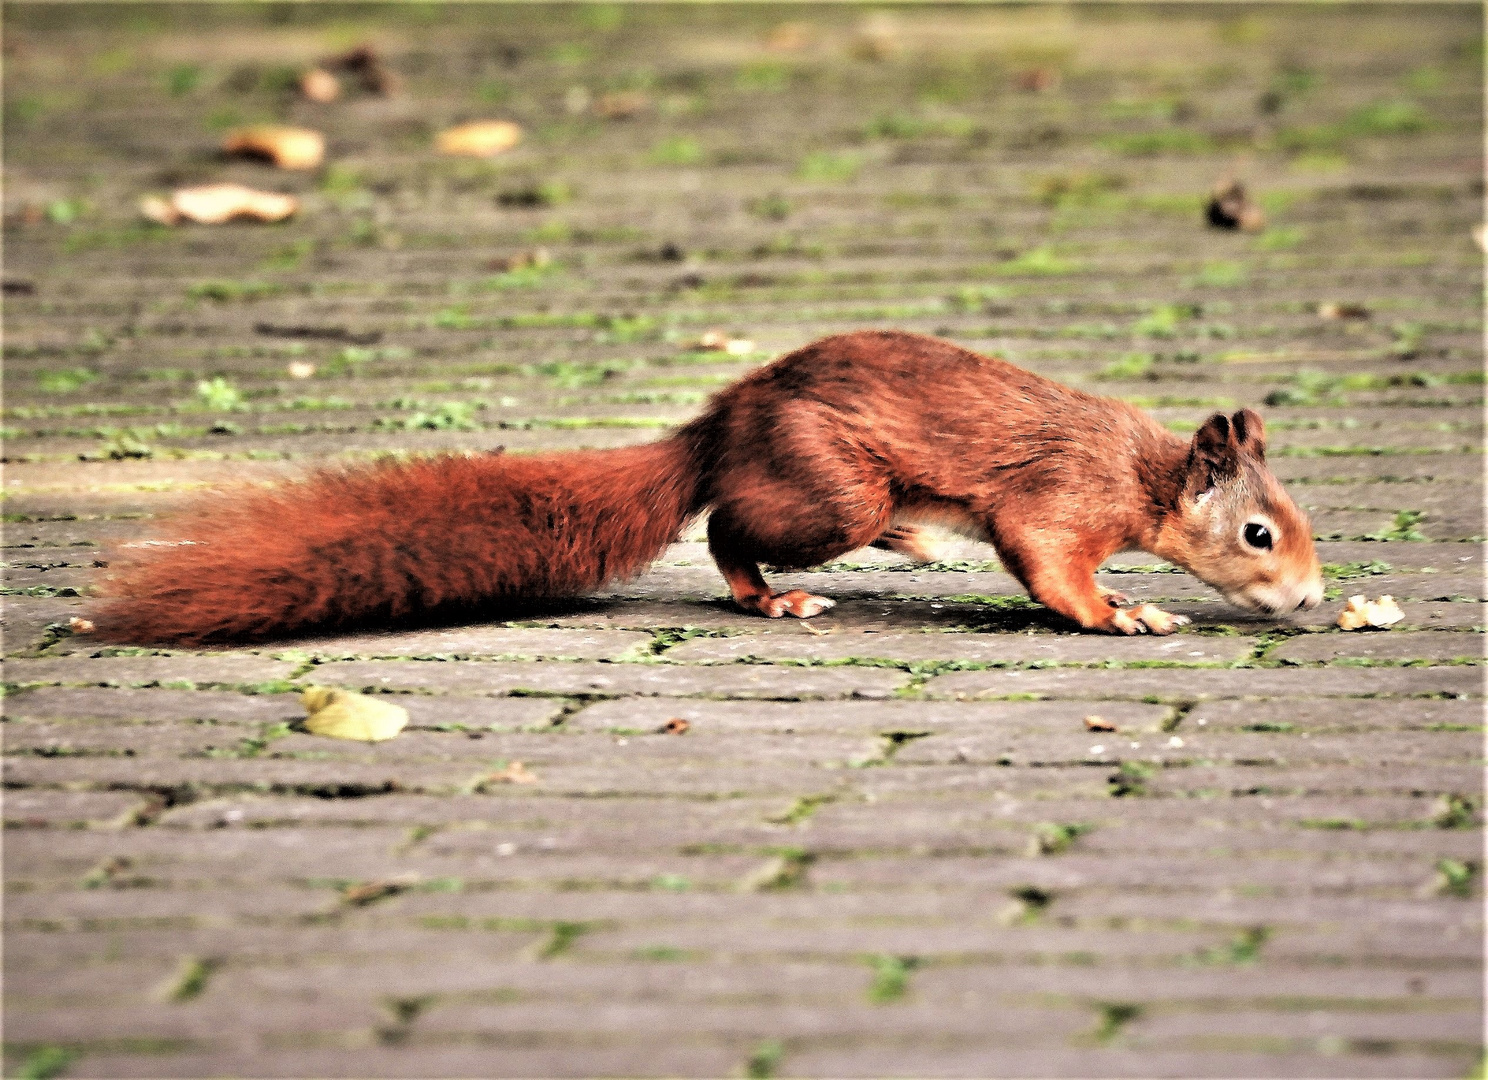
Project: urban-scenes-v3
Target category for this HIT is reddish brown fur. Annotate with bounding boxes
[96,331,1321,644]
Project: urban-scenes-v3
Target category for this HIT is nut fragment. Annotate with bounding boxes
[141,184,299,226]
[659,717,691,735]
[299,67,340,103]
[436,120,523,157]
[487,247,551,272]
[1083,715,1118,732]
[595,91,650,119]
[1015,68,1061,92]
[697,329,755,354]
[1318,301,1371,320]
[1337,594,1404,630]
[1206,178,1266,232]
[222,125,325,170]
[483,761,538,784]
[286,361,317,379]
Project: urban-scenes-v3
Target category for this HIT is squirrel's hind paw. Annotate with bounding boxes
[1112,604,1190,635]
[762,590,836,619]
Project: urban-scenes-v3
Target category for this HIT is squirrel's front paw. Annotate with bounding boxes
[1112,604,1190,635]
[764,590,836,619]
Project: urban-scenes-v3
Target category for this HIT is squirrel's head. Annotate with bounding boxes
[1164,409,1323,616]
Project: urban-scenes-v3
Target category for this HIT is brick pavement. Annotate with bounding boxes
[2,5,1483,1077]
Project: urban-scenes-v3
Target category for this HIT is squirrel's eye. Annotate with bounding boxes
[1243,522,1273,550]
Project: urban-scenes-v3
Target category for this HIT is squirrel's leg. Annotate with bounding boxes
[870,524,943,563]
[709,537,836,618]
[995,535,1189,635]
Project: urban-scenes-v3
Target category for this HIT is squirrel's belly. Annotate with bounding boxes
[891,501,991,544]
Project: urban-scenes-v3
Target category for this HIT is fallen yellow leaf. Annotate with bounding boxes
[302,686,408,741]
[436,120,523,157]
[141,184,299,226]
[222,125,325,170]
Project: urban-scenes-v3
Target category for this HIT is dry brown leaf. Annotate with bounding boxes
[595,91,650,119]
[328,45,401,96]
[142,184,299,226]
[1015,68,1061,92]
[659,717,691,735]
[851,17,899,61]
[1206,179,1266,232]
[483,761,538,785]
[67,615,96,634]
[302,686,408,742]
[1337,594,1404,630]
[222,126,325,170]
[766,22,813,51]
[300,67,340,103]
[1318,302,1371,320]
[1083,715,1118,732]
[436,120,523,157]
[341,874,418,906]
[488,247,551,272]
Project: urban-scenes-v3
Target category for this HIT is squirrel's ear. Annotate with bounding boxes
[1186,412,1239,496]
[1230,408,1266,460]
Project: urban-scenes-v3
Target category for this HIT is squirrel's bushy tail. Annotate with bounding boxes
[94,438,702,645]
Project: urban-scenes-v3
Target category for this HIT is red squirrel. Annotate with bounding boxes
[94,331,1323,645]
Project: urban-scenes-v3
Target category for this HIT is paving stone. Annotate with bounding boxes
[566,697,1173,736]
[296,627,654,660]
[1182,697,1483,733]
[1,686,301,724]
[4,654,297,688]
[666,631,1257,664]
[3,5,1482,1076]
[922,665,1484,700]
[1270,631,1484,662]
[311,659,910,698]
[0,789,147,828]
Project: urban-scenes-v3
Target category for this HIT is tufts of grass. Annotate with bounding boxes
[649,137,704,166]
[1433,794,1480,830]
[1100,129,1215,156]
[1322,560,1392,581]
[745,1039,785,1079]
[796,150,863,183]
[1189,925,1270,966]
[1435,858,1478,898]
[995,246,1080,277]
[1032,170,1126,208]
[1190,260,1247,288]
[1365,510,1426,542]
[1108,760,1155,797]
[163,956,220,1002]
[35,368,98,394]
[1092,1002,1144,1042]
[864,954,919,1004]
[12,1046,77,1080]
[1097,353,1154,380]
[187,280,281,303]
[1029,821,1093,855]
[196,377,243,411]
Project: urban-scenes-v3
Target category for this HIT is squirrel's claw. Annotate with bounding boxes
[1112,604,1189,635]
[1097,585,1130,607]
[763,590,836,619]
